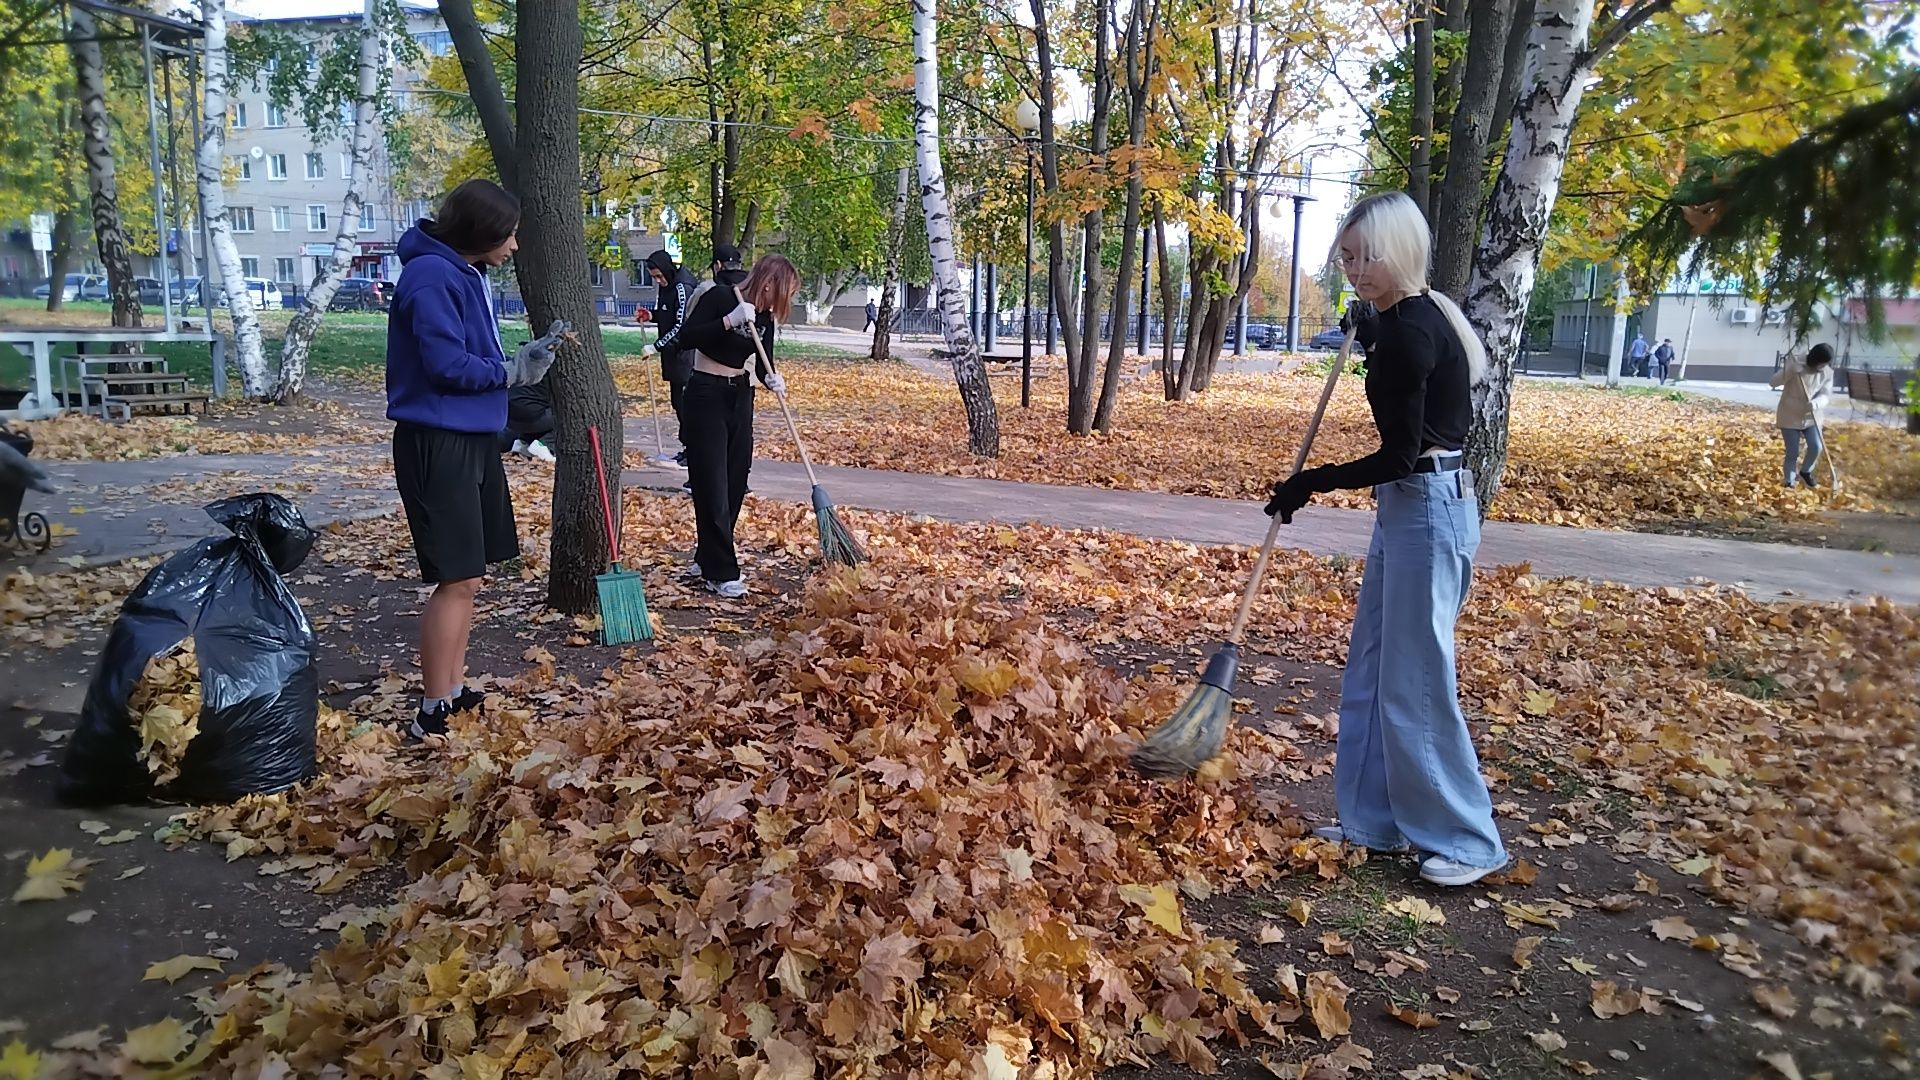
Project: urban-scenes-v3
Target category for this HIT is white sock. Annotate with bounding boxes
[450,682,466,700]
[422,694,452,712]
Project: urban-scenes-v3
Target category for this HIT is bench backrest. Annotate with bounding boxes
[1844,368,1872,399]
[1865,371,1897,405]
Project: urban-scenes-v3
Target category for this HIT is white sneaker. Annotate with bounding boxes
[526,439,556,463]
[1313,824,1410,852]
[1418,854,1506,887]
[708,578,748,599]
[681,561,702,581]
[510,438,529,456]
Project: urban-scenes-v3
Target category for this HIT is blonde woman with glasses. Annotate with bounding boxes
[1266,190,1508,887]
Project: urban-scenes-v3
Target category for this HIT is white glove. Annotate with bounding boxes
[723,301,757,331]
[641,343,657,358]
[763,371,787,396]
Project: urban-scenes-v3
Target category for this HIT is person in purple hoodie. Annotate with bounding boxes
[386,178,568,740]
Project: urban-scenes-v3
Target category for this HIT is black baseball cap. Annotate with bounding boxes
[713,243,743,268]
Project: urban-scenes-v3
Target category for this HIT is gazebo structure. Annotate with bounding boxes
[0,0,226,420]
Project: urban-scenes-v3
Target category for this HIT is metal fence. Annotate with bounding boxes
[885,307,1339,351]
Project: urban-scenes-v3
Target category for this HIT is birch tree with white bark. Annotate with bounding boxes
[1460,0,1675,514]
[910,0,1000,457]
[275,0,385,402]
[198,0,270,398]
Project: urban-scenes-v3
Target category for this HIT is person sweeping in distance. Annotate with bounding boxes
[671,253,800,598]
[1770,343,1834,488]
[386,178,567,741]
[1265,190,1509,887]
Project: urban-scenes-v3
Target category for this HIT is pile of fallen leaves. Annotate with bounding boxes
[0,558,160,654]
[629,359,1919,528]
[21,401,375,462]
[153,569,1334,1076]
[127,637,203,786]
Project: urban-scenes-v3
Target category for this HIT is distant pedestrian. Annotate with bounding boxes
[1651,338,1675,384]
[863,299,879,332]
[1628,332,1649,377]
[1771,344,1834,488]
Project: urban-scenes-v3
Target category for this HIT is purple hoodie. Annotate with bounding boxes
[385,223,508,434]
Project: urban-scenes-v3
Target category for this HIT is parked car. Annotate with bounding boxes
[1306,327,1347,351]
[32,273,106,302]
[328,277,389,312]
[218,277,284,310]
[135,277,166,306]
[169,276,207,306]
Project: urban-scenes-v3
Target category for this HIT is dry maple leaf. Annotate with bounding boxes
[1649,915,1697,942]
[1752,983,1797,1019]
[142,954,222,984]
[856,931,922,1003]
[121,1017,194,1065]
[1386,1003,1439,1029]
[1511,936,1544,970]
[12,848,90,902]
[1589,980,1657,1019]
[1383,896,1446,926]
[1305,971,1353,1040]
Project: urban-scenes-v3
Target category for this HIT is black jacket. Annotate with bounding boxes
[677,280,775,383]
[645,250,701,380]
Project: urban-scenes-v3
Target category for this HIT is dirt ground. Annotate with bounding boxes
[3,499,1911,1078]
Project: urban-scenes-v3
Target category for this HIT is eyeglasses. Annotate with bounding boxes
[1334,253,1381,271]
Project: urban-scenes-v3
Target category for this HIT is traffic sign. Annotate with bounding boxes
[29,213,53,252]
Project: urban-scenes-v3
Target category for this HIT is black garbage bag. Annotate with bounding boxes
[59,494,320,805]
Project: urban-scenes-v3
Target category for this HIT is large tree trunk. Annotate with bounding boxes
[1093,0,1158,434]
[516,3,623,613]
[911,0,998,456]
[71,6,142,344]
[438,0,516,190]
[1407,1,1435,214]
[1431,0,1517,297]
[1462,0,1670,516]
[1028,0,1081,370]
[277,0,383,403]
[44,209,79,314]
[1066,0,1115,436]
[872,165,909,361]
[1489,0,1539,151]
[1154,207,1177,392]
[198,0,269,398]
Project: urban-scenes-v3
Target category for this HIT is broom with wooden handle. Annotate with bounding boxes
[1130,328,1358,778]
[747,327,865,567]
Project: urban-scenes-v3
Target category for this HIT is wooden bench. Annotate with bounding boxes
[1842,366,1908,419]
[61,354,208,420]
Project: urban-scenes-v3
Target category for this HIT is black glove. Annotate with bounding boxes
[1346,300,1380,354]
[1265,469,1323,523]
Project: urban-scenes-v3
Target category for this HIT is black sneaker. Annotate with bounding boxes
[407,701,452,742]
[674,449,688,467]
[450,686,486,714]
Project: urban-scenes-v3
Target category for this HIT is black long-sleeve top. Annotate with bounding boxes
[675,282,776,383]
[1309,293,1471,492]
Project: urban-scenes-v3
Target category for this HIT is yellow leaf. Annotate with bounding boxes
[1753,984,1798,1020]
[122,1017,193,1065]
[553,997,606,1045]
[1119,883,1182,935]
[1649,916,1697,942]
[142,954,223,984]
[1501,902,1561,929]
[1565,957,1599,976]
[1672,854,1713,876]
[13,848,88,902]
[1286,897,1313,925]
[1512,936,1544,970]
[1758,1051,1804,1080]
[1521,689,1558,716]
[1383,896,1446,926]
[1305,970,1352,1039]
[0,1039,41,1080]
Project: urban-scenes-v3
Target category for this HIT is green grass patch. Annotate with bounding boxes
[1706,658,1782,700]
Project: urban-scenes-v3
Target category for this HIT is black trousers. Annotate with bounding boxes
[682,371,755,582]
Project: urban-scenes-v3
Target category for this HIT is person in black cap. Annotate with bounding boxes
[641,248,701,465]
[650,246,748,466]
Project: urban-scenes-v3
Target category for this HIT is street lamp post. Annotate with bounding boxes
[1016,97,1041,408]
[1285,190,1313,351]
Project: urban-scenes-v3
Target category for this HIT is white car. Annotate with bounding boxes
[218,277,284,310]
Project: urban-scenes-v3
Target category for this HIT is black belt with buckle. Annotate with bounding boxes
[1413,454,1465,474]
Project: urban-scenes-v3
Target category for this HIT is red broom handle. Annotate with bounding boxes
[588,424,619,563]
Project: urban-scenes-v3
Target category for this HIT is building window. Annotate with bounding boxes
[402,198,431,224]
[308,204,328,232]
[231,101,248,128]
[230,206,255,233]
[358,205,375,232]
[589,262,603,287]
[305,152,325,180]
[266,102,287,128]
[232,156,252,181]
[268,153,287,180]
[240,257,260,278]
[305,45,319,74]
[339,153,351,181]
[413,30,454,56]
[275,257,295,283]
[271,205,291,232]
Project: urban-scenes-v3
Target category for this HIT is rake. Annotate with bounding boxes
[1130,330,1357,778]
[747,329,865,567]
[588,424,654,644]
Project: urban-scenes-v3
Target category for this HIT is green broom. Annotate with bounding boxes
[1130,329,1357,778]
[749,330,865,567]
[588,424,654,644]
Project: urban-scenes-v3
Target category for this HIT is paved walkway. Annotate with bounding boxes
[18,430,1916,606]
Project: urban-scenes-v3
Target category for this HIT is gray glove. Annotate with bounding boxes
[506,319,571,387]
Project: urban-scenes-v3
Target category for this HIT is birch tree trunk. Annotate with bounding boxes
[1154,207,1177,389]
[71,7,142,344]
[277,0,383,403]
[1462,0,1672,516]
[198,0,269,398]
[872,165,909,361]
[911,0,999,457]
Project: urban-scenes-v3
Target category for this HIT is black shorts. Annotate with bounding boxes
[392,423,519,583]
